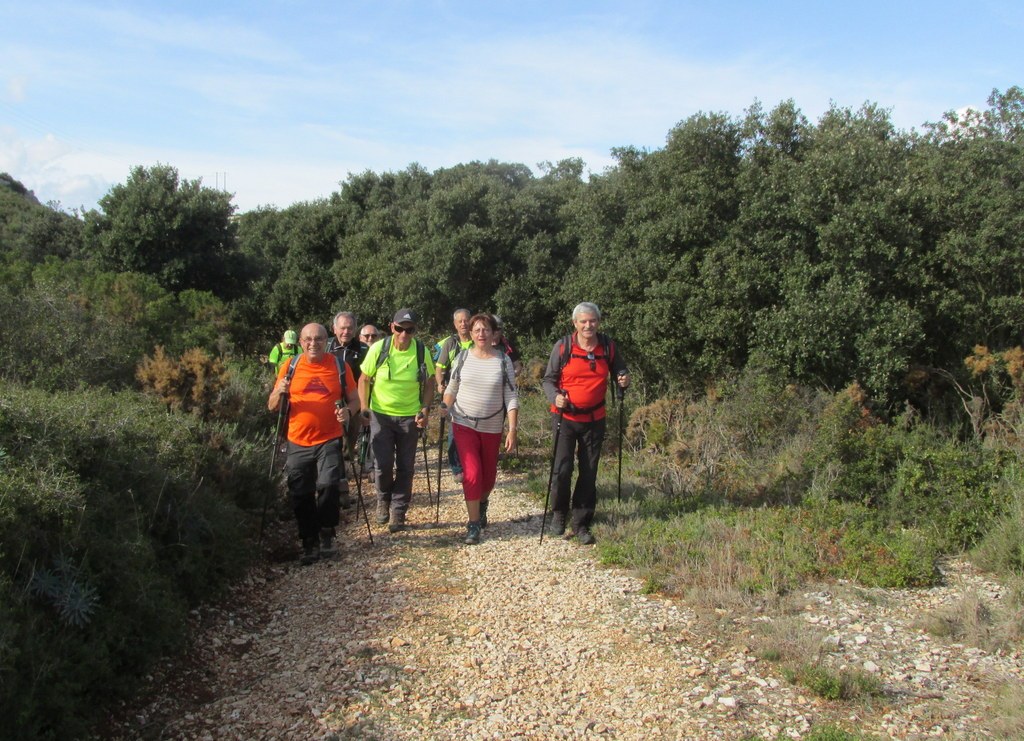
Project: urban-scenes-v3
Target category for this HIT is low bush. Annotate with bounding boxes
[781,663,884,702]
[627,364,827,506]
[596,498,941,604]
[973,471,1024,575]
[0,380,271,739]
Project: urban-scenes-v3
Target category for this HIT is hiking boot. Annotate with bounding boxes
[547,511,567,537]
[300,537,320,565]
[574,526,596,546]
[388,510,406,533]
[479,499,489,529]
[464,522,481,545]
[319,527,336,558]
[375,498,390,525]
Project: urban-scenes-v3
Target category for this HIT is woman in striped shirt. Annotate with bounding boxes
[442,313,519,545]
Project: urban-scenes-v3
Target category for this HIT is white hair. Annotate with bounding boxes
[572,302,601,321]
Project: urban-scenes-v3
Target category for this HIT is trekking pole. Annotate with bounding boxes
[436,404,446,498]
[540,390,567,544]
[420,425,435,519]
[616,372,627,503]
[259,391,288,544]
[361,424,374,479]
[341,406,373,544]
[358,424,372,485]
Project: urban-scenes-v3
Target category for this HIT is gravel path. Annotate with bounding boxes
[108,463,1024,740]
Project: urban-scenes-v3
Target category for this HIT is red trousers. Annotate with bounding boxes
[451,422,500,501]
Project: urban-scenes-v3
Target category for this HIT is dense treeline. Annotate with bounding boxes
[1,88,1023,738]
[9,91,1023,406]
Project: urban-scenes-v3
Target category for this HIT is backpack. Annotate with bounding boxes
[284,353,346,408]
[270,341,299,368]
[434,333,462,384]
[450,348,515,396]
[371,335,428,403]
[554,332,617,414]
[449,348,516,426]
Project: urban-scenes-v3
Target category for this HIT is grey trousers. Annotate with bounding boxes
[369,411,419,515]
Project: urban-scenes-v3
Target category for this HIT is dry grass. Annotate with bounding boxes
[991,680,1024,739]
[749,613,826,666]
[914,588,1024,652]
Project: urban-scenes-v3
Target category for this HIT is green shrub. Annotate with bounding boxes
[800,724,869,741]
[883,436,1006,551]
[0,380,270,738]
[597,495,943,599]
[972,464,1024,580]
[782,663,883,702]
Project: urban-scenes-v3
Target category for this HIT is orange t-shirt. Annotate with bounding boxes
[276,354,354,446]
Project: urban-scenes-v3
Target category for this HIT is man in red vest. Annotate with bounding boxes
[542,302,630,544]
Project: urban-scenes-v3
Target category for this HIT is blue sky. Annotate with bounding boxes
[2,1,1021,214]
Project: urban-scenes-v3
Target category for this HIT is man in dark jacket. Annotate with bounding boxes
[327,311,368,498]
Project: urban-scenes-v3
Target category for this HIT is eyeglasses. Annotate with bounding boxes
[361,333,378,339]
[301,336,326,345]
[393,325,416,335]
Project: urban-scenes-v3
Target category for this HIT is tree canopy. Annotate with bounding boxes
[4,87,1024,408]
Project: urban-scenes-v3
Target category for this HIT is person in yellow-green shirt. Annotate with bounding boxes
[267,329,300,371]
[358,309,436,533]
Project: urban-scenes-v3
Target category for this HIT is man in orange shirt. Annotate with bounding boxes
[268,323,360,564]
[541,302,630,545]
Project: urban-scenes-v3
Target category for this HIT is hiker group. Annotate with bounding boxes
[267,302,630,565]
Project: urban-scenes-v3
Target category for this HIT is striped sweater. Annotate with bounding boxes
[446,351,518,434]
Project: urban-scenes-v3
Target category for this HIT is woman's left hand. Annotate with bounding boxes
[504,428,517,453]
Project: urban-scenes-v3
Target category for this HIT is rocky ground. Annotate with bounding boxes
[106,463,1024,740]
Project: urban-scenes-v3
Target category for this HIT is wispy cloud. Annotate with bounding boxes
[1,1,1020,212]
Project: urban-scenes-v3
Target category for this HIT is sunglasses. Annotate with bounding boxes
[361,332,378,339]
[393,325,416,335]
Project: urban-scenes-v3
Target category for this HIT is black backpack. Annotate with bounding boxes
[554,332,617,414]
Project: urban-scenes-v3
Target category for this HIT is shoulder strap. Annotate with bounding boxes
[286,353,301,381]
[451,348,470,386]
[416,339,427,400]
[375,335,393,371]
[556,333,573,385]
[559,334,572,369]
[333,353,347,397]
[371,337,426,404]
[501,354,515,394]
[452,349,515,391]
[599,333,616,394]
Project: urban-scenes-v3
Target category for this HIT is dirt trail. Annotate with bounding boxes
[109,463,1022,740]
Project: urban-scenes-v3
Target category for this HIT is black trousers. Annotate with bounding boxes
[286,439,343,542]
[550,414,606,529]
